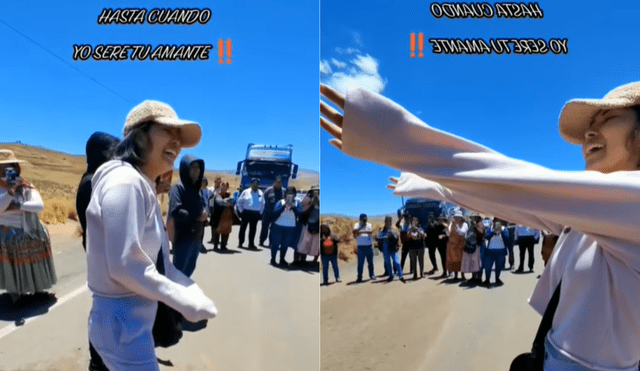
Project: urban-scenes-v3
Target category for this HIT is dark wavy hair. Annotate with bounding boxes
[112,122,154,168]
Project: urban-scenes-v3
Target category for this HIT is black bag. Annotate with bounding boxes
[152,249,184,348]
[509,282,561,371]
[463,239,477,254]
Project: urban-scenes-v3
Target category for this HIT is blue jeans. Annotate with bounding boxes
[483,248,506,281]
[321,254,340,283]
[269,224,294,261]
[383,245,403,278]
[172,240,200,277]
[357,245,374,280]
[543,335,638,371]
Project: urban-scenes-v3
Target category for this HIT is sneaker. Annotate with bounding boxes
[336,278,342,283]
[370,276,377,281]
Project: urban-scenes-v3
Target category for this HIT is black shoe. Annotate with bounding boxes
[249,245,258,250]
[200,246,207,253]
[482,279,491,286]
[495,278,504,286]
[355,278,363,283]
[400,277,406,283]
[270,259,277,266]
[386,276,394,282]
[280,260,289,269]
[515,268,524,273]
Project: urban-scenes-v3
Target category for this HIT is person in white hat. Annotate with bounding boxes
[0,149,57,301]
[85,101,217,370]
[321,82,640,370]
[446,209,468,280]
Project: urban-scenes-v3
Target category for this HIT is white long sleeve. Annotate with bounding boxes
[343,88,640,257]
[87,161,216,323]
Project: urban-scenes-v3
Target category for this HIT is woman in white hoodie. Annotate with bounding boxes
[321,82,640,371]
[85,100,217,370]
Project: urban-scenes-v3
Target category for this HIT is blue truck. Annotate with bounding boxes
[236,144,299,191]
[397,197,463,228]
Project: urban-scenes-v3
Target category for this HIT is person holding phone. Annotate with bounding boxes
[269,187,301,267]
[353,213,375,282]
[0,150,57,302]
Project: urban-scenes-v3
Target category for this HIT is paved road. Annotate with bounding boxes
[0,223,319,371]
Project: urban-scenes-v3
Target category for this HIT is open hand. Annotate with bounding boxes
[386,176,399,190]
[320,84,346,150]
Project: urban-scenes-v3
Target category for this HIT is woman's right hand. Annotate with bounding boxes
[182,285,218,322]
[320,84,346,151]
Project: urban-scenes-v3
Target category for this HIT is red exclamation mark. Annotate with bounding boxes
[226,39,232,64]
[410,33,416,58]
[218,39,224,64]
[418,33,424,58]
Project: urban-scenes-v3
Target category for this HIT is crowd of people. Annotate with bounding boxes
[202,175,320,269]
[321,211,553,287]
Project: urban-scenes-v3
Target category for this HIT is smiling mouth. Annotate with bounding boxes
[585,143,604,156]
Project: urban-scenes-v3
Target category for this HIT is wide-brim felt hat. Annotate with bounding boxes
[123,100,201,148]
[0,149,27,164]
[559,82,640,145]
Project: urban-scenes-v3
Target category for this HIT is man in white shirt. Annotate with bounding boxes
[236,178,265,249]
[353,213,375,283]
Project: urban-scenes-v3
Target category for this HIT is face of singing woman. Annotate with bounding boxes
[141,124,182,180]
[583,108,640,173]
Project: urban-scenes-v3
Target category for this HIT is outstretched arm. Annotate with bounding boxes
[321,85,640,251]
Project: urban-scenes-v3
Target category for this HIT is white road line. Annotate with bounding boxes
[0,284,88,340]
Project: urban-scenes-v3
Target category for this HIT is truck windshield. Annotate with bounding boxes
[247,148,292,161]
[244,161,291,176]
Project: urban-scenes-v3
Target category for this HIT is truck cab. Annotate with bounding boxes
[236,144,299,191]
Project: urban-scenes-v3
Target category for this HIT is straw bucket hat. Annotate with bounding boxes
[0,149,27,165]
[123,100,202,148]
[559,82,640,145]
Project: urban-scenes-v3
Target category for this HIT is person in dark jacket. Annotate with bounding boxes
[76,132,120,251]
[321,224,341,285]
[168,155,207,277]
[75,131,120,371]
[259,176,285,247]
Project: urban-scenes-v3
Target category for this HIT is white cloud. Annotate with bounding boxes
[330,58,347,69]
[320,60,332,75]
[335,47,360,55]
[352,55,378,75]
[321,53,386,94]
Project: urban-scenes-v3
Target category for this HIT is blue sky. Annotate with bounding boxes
[0,0,319,172]
[321,0,640,217]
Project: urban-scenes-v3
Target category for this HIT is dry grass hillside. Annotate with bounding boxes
[1,143,318,225]
[321,215,391,262]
